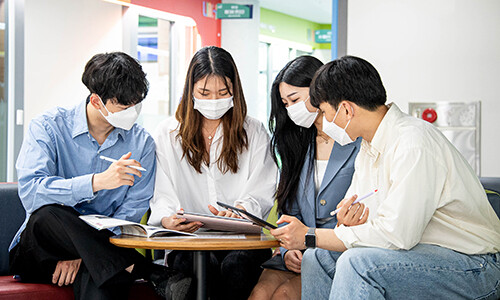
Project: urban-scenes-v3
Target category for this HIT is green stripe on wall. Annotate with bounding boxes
[260,8,331,50]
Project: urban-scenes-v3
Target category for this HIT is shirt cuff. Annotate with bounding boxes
[334,224,358,249]
[71,174,96,202]
[280,246,289,258]
[234,198,263,218]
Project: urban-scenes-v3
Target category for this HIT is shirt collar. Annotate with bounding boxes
[71,97,127,140]
[364,102,402,158]
[72,99,90,139]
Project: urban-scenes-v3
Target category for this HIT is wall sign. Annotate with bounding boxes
[315,29,332,43]
[216,4,253,19]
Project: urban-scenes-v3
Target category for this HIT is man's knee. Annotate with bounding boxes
[301,248,317,268]
[29,205,64,227]
[27,204,78,236]
[336,248,386,275]
[272,284,294,300]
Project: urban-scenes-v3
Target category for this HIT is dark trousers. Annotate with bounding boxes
[9,204,147,300]
[167,248,271,300]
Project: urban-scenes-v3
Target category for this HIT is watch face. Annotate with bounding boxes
[305,233,315,248]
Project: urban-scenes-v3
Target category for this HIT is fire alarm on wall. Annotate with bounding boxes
[422,108,437,123]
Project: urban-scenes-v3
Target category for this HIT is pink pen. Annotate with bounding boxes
[330,189,378,216]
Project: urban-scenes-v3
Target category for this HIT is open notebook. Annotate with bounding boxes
[79,215,196,238]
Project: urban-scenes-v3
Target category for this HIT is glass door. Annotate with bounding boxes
[136,15,172,133]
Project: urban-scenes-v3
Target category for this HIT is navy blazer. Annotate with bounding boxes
[279,137,361,258]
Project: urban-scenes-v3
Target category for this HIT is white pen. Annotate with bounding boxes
[99,155,147,172]
[330,189,378,216]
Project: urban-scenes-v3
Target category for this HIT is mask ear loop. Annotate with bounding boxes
[304,96,319,113]
[343,104,353,130]
[96,94,112,116]
[332,103,341,123]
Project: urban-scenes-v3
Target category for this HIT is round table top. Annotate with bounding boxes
[110,233,280,251]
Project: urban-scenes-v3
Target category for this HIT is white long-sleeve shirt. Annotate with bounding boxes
[149,116,277,227]
[334,103,500,254]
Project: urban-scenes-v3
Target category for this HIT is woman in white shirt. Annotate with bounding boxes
[149,46,277,299]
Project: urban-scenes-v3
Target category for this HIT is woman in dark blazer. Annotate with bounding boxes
[249,56,364,300]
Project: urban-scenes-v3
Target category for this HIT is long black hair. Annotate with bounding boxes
[269,56,323,214]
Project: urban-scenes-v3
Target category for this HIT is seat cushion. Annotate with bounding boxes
[0,276,161,300]
[0,276,73,300]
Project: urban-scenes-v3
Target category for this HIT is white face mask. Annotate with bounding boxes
[97,95,142,130]
[322,104,354,146]
[193,95,234,120]
[286,97,318,128]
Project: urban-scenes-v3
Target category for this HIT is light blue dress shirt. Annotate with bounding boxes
[9,99,156,251]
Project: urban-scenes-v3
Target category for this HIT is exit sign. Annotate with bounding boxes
[216,4,253,19]
[315,29,332,43]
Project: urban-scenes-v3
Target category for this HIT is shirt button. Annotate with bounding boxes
[320,199,326,206]
[82,210,86,213]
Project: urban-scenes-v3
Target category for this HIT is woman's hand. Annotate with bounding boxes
[208,204,243,219]
[161,210,202,233]
[336,195,369,227]
[270,215,308,250]
[283,250,302,273]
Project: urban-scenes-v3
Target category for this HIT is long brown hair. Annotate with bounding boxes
[175,46,248,174]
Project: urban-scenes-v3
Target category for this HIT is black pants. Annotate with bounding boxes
[9,204,147,300]
[167,248,271,300]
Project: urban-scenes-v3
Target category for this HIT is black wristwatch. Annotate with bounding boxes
[304,227,316,248]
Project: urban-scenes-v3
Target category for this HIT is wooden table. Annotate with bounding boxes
[110,233,279,300]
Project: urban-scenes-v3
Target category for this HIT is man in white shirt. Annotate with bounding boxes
[270,55,500,299]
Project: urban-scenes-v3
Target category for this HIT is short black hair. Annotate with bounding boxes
[310,55,386,111]
[81,52,149,105]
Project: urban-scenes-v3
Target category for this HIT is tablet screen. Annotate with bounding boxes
[216,201,277,229]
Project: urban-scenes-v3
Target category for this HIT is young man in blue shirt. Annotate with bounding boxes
[9,52,187,299]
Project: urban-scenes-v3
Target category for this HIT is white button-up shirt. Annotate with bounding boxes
[149,116,277,227]
[335,103,500,254]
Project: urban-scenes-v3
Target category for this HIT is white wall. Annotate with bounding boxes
[24,0,123,128]
[221,0,261,121]
[347,0,500,176]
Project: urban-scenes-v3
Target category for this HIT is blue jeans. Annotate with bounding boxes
[301,244,500,300]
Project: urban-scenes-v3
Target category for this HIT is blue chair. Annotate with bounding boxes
[480,177,500,219]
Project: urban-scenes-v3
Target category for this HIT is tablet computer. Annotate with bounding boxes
[216,201,277,230]
[176,211,261,234]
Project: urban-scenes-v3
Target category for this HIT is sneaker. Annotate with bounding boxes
[165,273,194,300]
[149,266,193,299]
